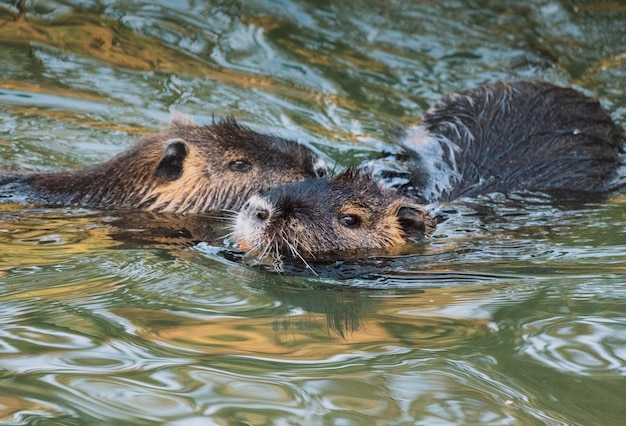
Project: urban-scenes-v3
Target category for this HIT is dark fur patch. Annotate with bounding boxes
[156,139,189,181]
[396,205,429,243]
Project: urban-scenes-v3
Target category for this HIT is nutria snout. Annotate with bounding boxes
[1,118,327,213]
[233,168,435,265]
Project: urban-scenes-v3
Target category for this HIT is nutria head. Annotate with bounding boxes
[23,118,327,213]
[233,168,435,266]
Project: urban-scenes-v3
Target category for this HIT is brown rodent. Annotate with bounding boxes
[234,81,625,263]
[233,168,435,266]
[0,119,326,214]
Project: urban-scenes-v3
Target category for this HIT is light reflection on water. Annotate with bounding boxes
[521,315,626,375]
[1,0,626,424]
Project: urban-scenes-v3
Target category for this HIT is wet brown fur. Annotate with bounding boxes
[1,119,325,213]
[233,168,435,266]
[373,80,626,203]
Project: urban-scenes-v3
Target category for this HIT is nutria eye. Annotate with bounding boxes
[339,214,361,228]
[228,159,251,172]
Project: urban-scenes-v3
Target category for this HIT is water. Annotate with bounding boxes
[1,0,626,424]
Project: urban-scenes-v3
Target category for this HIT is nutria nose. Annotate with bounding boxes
[255,208,269,221]
[243,195,273,223]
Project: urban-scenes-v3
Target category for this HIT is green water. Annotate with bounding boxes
[1,0,626,424]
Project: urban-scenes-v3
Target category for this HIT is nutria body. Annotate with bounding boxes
[234,168,435,265]
[367,80,626,203]
[0,119,326,214]
[235,81,625,262]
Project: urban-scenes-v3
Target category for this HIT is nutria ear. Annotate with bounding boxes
[395,205,433,243]
[169,111,194,125]
[156,138,189,181]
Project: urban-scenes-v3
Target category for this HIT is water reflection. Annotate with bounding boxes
[107,274,499,359]
[522,315,626,375]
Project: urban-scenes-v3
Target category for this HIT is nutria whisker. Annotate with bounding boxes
[279,230,318,275]
[255,239,278,267]
[274,240,283,268]
[241,248,257,263]
[221,230,235,242]
[259,242,274,262]
[283,236,318,275]
[221,209,241,218]
[239,242,263,265]
[289,231,316,261]
[198,212,230,222]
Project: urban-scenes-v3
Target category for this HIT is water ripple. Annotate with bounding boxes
[1,0,626,424]
[520,315,626,376]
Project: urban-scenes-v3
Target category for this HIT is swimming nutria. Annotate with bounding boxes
[233,168,435,265]
[366,80,626,203]
[0,119,326,214]
[234,81,625,262]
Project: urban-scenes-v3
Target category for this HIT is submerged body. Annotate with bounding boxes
[235,81,626,263]
[1,119,326,214]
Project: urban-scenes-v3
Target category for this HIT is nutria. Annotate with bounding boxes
[233,168,435,265]
[234,81,625,262]
[366,80,626,203]
[0,118,326,214]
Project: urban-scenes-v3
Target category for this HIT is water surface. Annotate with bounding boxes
[1,0,626,424]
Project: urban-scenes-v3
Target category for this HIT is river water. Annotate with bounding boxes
[1,0,625,424]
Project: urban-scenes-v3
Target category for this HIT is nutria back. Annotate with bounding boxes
[234,168,435,266]
[1,119,326,213]
[367,81,626,202]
